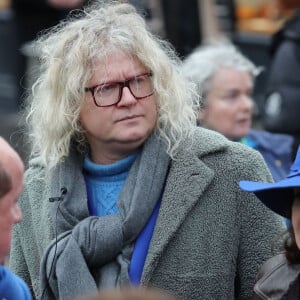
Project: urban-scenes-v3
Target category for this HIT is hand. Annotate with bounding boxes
[47,0,85,9]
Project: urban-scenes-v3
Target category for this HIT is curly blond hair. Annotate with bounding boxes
[25,0,198,169]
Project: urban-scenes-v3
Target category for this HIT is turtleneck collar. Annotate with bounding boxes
[83,150,139,180]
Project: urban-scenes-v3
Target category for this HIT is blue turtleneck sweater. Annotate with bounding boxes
[83,153,137,216]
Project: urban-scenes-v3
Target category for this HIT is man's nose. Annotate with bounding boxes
[117,86,138,107]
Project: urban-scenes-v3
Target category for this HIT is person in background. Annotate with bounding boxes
[0,137,31,299]
[181,43,294,182]
[240,144,300,299]
[9,2,284,300]
[262,1,300,159]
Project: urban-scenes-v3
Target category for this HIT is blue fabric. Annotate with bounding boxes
[83,152,138,216]
[0,265,31,299]
[129,199,161,285]
[246,129,293,182]
[240,130,293,226]
[240,145,300,220]
[239,136,258,149]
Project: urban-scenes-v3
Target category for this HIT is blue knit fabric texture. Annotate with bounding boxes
[83,152,138,216]
[0,265,32,299]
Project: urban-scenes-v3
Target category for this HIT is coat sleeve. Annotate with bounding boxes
[9,184,35,297]
[234,147,285,299]
[9,172,47,300]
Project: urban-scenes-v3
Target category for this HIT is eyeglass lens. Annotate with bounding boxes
[94,74,153,106]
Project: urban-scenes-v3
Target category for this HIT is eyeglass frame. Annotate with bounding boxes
[84,72,154,107]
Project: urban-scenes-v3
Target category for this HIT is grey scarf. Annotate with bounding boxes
[40,133,170,300]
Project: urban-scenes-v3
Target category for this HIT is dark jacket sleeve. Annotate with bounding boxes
[253,253,300,299]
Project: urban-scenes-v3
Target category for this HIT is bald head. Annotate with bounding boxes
[0,137,24,170]
[0,137,24,197]
[0,137,24,262]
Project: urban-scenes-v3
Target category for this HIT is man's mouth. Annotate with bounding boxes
[117,115,141,122]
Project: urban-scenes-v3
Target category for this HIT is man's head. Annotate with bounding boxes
[0,137,24,263]
[27,1,198,168]
[182,43,261,140]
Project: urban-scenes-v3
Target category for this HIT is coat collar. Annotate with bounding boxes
[142,127,229,281]
[44,127,229,282]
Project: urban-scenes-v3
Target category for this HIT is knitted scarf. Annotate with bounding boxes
[40,133,170,300]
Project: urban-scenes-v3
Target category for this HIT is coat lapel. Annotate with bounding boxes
[141,149,215,282]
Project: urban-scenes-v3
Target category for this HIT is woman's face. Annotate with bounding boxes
[199,68,254,140]
[292,188,300,248]
[80,51,157,164]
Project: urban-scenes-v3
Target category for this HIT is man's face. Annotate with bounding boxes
[80,51,157,164]
[199,68,254,140]
[0,140,24,263]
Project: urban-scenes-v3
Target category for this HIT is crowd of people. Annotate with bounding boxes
[0,1,299,300]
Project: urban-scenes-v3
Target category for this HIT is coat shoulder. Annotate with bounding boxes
[192,127,267,165]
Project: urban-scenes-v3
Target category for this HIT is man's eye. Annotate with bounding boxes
[132,75,148,86]
[101,84,118,92]
[134,77,145,84]
[96,83,118,96]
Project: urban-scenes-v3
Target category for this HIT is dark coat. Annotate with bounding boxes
[253,253,300,300]
[263,10,300,135]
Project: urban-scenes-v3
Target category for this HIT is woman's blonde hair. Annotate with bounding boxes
[25,0,198,169]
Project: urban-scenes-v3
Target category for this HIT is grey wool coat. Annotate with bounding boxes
[9,127,284,300]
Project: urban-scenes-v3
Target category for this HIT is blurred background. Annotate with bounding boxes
[0,0,298,162]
